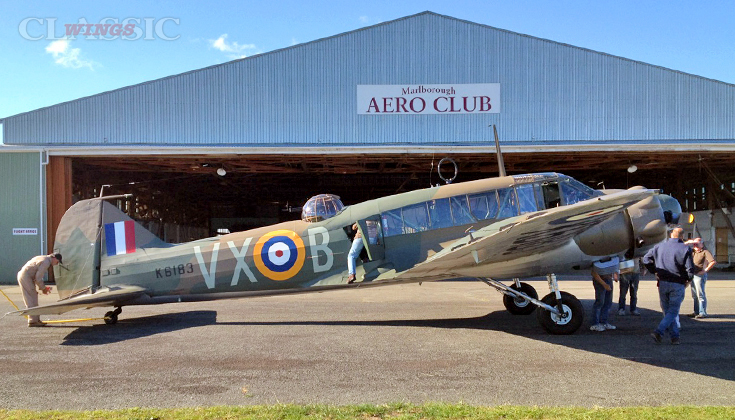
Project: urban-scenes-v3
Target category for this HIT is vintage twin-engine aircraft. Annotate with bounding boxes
[12,172,681,334]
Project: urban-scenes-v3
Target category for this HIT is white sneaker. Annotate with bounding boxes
[603,323,617,330]
[630,309,641,316]
[590,324,605,331]
[618,308,626,316]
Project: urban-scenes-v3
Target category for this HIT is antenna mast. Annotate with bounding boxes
[492,124,506,177]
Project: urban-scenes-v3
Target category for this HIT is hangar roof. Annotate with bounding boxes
[2,11,734,148]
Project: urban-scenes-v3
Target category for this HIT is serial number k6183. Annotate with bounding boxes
[155,263,194,278]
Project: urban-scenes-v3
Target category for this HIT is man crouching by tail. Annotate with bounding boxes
[643,227,694,345]
[16,253,61,327]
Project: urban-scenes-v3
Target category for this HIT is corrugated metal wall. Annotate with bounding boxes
[0,152,43,284]
[3,12,735,146]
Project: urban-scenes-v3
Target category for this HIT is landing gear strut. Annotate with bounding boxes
[536,291,584,334]
[104,307,122,325]
[479,273,584,334]
[535,274,584,334]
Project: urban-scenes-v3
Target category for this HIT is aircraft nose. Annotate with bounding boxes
[659,194,683,225]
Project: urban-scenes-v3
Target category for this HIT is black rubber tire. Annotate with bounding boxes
[104,311,118,325]
[536,291,584,335]
[502,282,538,315]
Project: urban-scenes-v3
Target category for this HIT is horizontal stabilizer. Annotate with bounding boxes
[7,285,149,317]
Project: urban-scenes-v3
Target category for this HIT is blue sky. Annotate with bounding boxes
[1,0,733,119]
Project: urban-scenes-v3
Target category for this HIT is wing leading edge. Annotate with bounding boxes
[392,189,656,281]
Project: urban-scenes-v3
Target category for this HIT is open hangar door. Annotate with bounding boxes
[68,154,476,242]
[59,151,734,243]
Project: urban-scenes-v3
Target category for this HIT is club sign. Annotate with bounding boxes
[357,83,500,115]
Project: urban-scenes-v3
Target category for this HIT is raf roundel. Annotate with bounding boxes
[253,230,306,281]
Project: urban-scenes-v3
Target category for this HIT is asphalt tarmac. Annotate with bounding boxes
[2,275,735,410]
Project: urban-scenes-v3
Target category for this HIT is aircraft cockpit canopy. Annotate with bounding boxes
[301,194,345,223]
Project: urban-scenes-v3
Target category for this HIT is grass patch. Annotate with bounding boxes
[1,403,735,420]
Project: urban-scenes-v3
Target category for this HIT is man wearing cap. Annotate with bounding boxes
[685,237,716,319]
[643,227,694,344]
[16,253,61,326]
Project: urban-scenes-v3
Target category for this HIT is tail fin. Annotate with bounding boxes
[53,197,167,298]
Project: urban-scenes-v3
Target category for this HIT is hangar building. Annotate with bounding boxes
[1,11,734,283]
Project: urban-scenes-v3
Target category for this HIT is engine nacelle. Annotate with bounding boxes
[626,195,669,256]
[574,191,672,258]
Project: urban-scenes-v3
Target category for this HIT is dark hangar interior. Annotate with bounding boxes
[70,151,735,239]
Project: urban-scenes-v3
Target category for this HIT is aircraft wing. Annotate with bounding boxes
[393,189,655,280]
[7,285,149,316]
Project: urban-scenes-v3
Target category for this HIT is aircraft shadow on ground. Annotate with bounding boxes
[218,299,735,382]
[60,310,218,346]
[58,302,735,382]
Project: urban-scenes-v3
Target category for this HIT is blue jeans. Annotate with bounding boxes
[347,237,364,275]
[592,277,613,325]
[691,273,707,315]
[619,272,639,311]
[655,281,686,339]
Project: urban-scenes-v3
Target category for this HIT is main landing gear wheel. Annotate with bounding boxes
[536,292,584,335]
[104,307,122,325]
[502,282,538,315]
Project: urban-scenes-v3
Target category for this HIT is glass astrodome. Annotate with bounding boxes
[301,194,345,223]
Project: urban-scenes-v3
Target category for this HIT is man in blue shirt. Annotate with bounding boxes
[643,226,695,345]
[590,256,619,332]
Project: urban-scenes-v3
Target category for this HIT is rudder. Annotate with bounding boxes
[53,197,168,298]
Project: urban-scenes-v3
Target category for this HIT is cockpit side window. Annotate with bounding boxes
[560,178,597,205]
[450,196,476,226]
[402,202,430,233]
[380,184,541,238]
[381,209,403,237]
[428,198,453,230]
[468,191,499,220]
[496,187,519,218]
[516,184,538,214]
[540,182,561,208]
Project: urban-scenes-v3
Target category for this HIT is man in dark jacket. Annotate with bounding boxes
[643,226,694,345]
